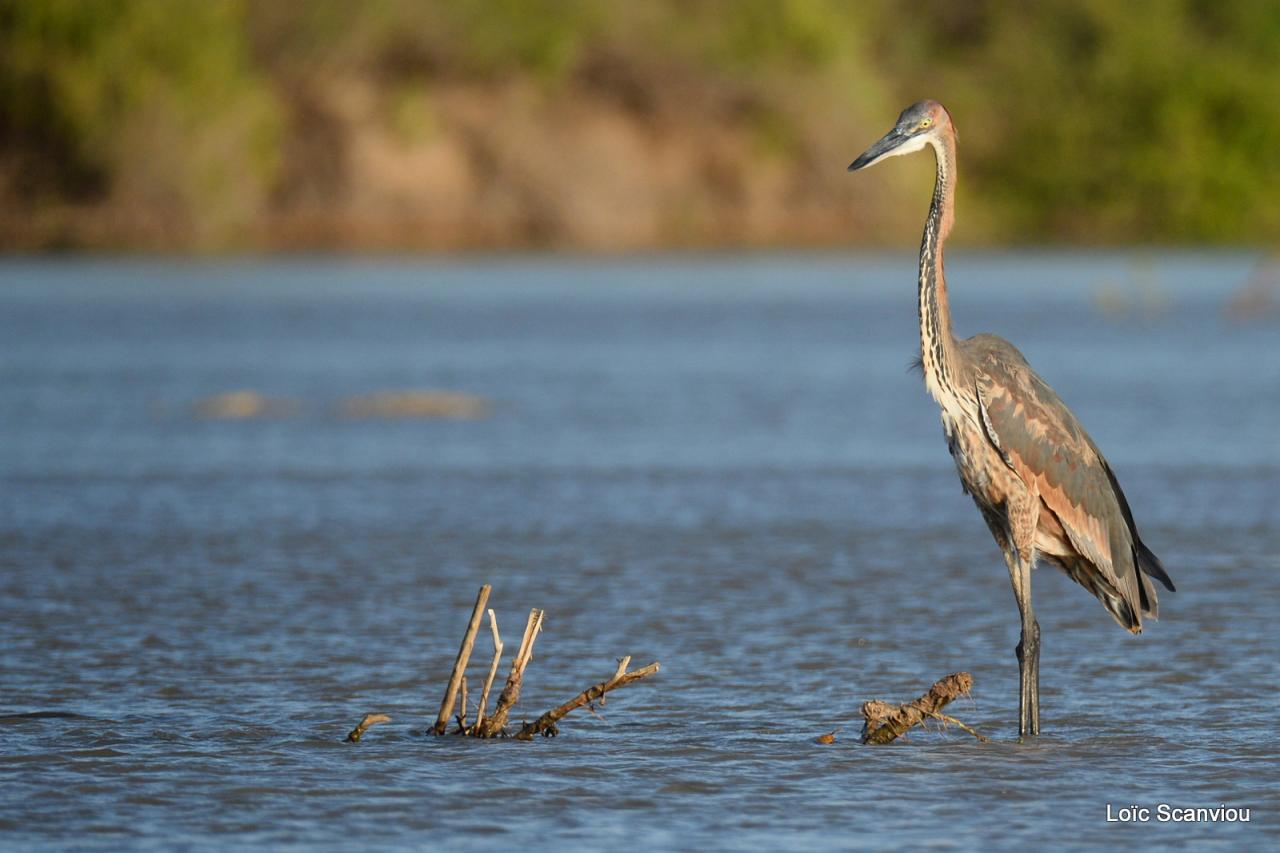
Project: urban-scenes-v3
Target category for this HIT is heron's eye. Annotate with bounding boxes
[919,118,933,129]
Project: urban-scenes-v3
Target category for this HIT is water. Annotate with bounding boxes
[1,253,1277,849]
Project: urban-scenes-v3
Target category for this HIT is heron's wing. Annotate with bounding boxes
[970,342,1145,617]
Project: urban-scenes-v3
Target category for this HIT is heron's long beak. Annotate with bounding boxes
[847,128,908,172]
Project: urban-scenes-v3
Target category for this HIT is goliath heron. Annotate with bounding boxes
[848,101,1175,737]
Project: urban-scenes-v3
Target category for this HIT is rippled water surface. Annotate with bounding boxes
[2,254,1277,848]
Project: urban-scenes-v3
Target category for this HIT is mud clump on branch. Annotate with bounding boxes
[860,672,986,744]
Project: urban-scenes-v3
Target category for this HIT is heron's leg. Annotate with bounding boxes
[1004,549,1040,737]
[1005,486,1041,737]
[1015,554,1040,736]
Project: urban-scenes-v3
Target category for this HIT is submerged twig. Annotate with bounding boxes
[345,713,391,743]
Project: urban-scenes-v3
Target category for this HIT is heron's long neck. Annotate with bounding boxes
[918,134,960,400]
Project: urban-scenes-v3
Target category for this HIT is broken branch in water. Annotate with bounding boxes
[860,672,984,744]
[346,713,391,743]
[343,585,658,743]
[433,584,491,735]
[516,657,660,740]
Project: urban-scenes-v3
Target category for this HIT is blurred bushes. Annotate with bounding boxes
[0,0,279,247]
[877,0,1280,242]
[0,0,1277,249]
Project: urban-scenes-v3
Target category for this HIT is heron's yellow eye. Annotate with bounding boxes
[920,118,933,129]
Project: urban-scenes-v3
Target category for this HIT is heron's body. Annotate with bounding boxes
[849,100,1174,736]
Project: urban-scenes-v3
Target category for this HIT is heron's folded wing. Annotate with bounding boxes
[973,357,1140,603]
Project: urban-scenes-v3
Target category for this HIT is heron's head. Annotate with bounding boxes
[847,100,953,172]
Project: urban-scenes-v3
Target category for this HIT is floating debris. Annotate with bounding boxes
[193,390,297,419]
[339,390,488,420]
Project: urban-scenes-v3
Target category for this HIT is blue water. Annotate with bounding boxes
[1,253,1277,848]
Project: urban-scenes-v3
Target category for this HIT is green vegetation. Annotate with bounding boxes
[1,0,1277,249]
[0,0,278,246]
